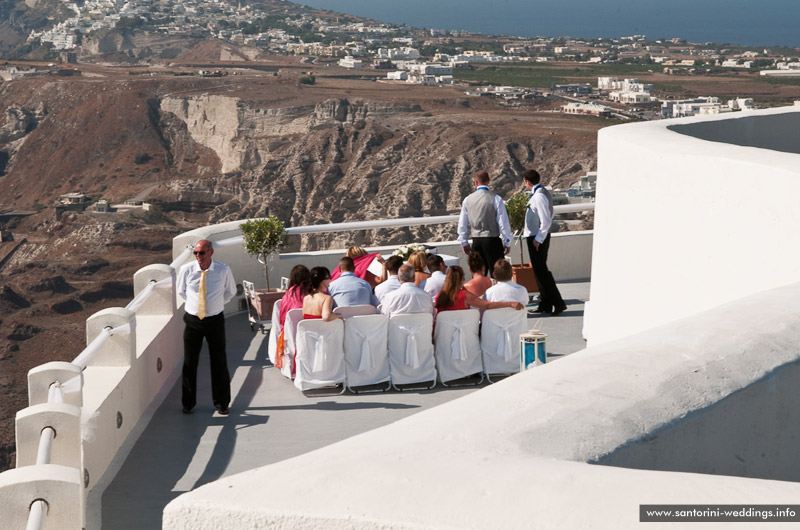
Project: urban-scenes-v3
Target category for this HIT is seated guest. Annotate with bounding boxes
[279,265,312,327]
[423,254,447,298]
[302,267,344,322]
[435,266,524,314]
[408,251,431,288]
[381,264,434,317]
[331,245,385,288]
[484,259,529,306]
[463,251,493,298]
[328,256,379,307]
[275,265,312,369]
[374,255,404,304]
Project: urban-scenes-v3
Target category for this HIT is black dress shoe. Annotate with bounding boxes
[533,307,552,314]
[552,304,568,316]
[218,407,229,416]
[182,407,194,415]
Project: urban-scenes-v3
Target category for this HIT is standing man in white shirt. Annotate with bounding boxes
[457,170,512,278]
[374,255,404,305]
[423,254,447,298]
[177,239,237,415]
[484,259,529,306]
[381,264,435,317]
[522,169,567,315]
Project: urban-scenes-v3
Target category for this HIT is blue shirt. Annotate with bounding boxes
[328,272,379,308]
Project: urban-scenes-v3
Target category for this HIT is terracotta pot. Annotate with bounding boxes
[253,288,285,318]
[512,263,539,293]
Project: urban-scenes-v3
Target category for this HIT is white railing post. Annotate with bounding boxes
[83,308,136,368]
[131,264,176,316]
[0,465,82,529]
[27,363,83,408]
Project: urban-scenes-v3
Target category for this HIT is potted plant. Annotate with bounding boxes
[240,216,289,316]
[505,191,539,293]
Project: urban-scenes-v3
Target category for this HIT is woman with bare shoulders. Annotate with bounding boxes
[408,251,431,288]
[463,251,493,298]
[302,267,344,322]
[435,266,524,314]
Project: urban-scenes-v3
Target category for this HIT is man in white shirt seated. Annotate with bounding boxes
[328,256,379,307]
[423,254,447,298]
[374,255,404,304]
[381,264,435,317]
[484,259,529,306]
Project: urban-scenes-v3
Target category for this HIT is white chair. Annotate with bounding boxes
[281,308,303,380]
[433,309,483,385]
[294,319,346,393]
[267,299,282,365]
[480,307,527,382]
[333,304,378,319]
[343,314,390,392]
[387,313,436,390]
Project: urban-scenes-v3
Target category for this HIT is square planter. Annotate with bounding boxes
[512,263,539,293]
[253,288,285,319]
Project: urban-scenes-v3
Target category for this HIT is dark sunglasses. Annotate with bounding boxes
[193,251,207,256]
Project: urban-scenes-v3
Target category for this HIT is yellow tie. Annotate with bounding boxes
[198,270,207,320]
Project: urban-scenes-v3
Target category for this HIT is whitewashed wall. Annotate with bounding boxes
[587,106,800,346]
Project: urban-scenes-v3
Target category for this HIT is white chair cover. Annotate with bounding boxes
[281,308,303,379]
[480,307,526,377]
[433,309,482,384]
[343,314,390,389]
[294,319,346,391]
[267,299,282,365]
[333,304,378,318]
[387,313,436,387]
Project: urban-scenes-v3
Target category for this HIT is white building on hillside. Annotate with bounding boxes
[338,56,362,69]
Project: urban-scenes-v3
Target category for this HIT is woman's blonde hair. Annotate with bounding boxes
[346,246,367,259]
[408,251,427,273]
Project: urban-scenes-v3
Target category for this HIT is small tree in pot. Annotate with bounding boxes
[505,191,539,293]
[241,217,288,315]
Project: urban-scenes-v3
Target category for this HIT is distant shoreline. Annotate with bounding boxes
[293,0,800,49]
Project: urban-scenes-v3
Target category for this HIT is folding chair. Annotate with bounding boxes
[343,314,391,392]
[281,308,303,380]
[333,304,378,319]
[294,319,346,394]
[480,307,526,382]
[387,313,436,390]
[433,309,484,386]
[267,299,281,365]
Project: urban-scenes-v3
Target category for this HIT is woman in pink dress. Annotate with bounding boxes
[302,266,344,322]
[275,265,311,369]
[435,266,524,314]
[463,251,493,299]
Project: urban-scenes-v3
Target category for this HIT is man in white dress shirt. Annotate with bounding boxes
[374,255,404,304]
[423,254,447,298]
[484,259,529,306]
[457,170,513,278]
[522,169,566,315]
[177,239,237,415]
[381,264,434,317]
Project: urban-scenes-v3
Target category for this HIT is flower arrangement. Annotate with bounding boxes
[391,243,427,260]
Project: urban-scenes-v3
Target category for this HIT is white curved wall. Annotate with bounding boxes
[163,282,800,529]
[588,106,800,346]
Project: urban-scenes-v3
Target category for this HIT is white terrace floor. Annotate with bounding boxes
[101,280,590,530]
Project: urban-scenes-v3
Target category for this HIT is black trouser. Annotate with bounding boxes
[526,234,565,312]
[182,312,230,410]
[471,236,505,278]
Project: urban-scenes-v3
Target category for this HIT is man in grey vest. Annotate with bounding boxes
[457,170,512,278]
[522,169,567,315]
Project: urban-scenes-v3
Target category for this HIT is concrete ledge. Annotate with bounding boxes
[164,282,800,529]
